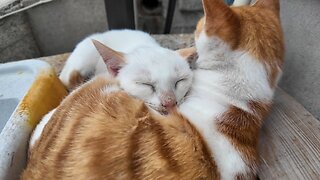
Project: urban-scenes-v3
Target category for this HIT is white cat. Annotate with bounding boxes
[59,29,160,87]
[60,29,193,111]
[30,30,194,149]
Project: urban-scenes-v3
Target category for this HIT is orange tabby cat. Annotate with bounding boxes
[22,0,283,179]
[22,77,219,179]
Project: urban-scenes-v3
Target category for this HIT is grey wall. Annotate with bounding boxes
[163,0,203,33]
[279,0,320,120]
[27,0,108,56]
[0,13,40,63]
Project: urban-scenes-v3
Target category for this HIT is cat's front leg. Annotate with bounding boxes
[59,57,100,91]
[59,38,106,90]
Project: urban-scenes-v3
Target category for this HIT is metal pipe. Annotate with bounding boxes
[164,0,176,34]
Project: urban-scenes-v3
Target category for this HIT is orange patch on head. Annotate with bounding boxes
[232,5,284,87]
[196,0,284,87]
[199,0,241,49]
[253,0,280,15]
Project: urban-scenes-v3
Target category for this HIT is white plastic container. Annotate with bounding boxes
[0,60,67,179]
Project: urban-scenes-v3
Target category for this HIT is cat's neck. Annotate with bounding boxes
[179,45,275,179]
[179,69,251,179]
[181,46,274,117]
[200,38,273,100]
[180,69,238,121]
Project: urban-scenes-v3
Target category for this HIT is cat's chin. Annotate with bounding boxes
[146,105,168,115]
[159,110,169,115]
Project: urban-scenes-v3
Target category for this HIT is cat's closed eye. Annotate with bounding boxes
[175,78,186,89]
[137,82,155,92]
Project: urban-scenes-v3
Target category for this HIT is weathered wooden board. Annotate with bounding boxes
[259,88,320,179]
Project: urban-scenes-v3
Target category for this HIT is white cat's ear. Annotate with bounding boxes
[176,47,198,67]
[92,39,126,76]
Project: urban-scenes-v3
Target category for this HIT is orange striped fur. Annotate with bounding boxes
[22,77,219,179]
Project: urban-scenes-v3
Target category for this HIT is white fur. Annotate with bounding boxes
[29,109,56,150]
[33,30,193,151]
[232,0,251,6]
[59,29,159,88]
[179,31,275,179]
[102,84,121,94]
[60,29,193,112]
[117,47,192,111]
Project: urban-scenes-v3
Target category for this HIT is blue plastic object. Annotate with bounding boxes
[225,0,234,5]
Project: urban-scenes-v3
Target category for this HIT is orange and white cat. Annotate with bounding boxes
[23,0,284,179]
[179,0,283,178]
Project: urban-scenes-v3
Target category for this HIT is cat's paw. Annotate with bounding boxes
[59,70,86,91]
[59,63,96,91]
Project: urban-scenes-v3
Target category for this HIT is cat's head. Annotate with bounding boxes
[93,40,193,114]
[195,0,284,87]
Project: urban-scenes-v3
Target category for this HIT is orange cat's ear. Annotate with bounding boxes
[201,0,240,48]
[92,39,126,76]
[202,0,233,22]
[253,0,280,15]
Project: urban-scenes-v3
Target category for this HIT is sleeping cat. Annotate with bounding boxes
[59,29,159,90]
[23,0,284,179]
[59,29,193,112]
[28,30,194,150]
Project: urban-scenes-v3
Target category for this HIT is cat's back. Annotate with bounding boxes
[78,29,159,53]
[60,29,160,90]
[65,29,159,67]
[99,29,159,52]
[22,77,144,179]
[22,77,218,180]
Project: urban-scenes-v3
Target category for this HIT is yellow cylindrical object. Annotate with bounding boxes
[19,68,68,128]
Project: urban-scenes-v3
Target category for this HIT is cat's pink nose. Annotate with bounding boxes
[160,91,176,109]
[161,99,176,108]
